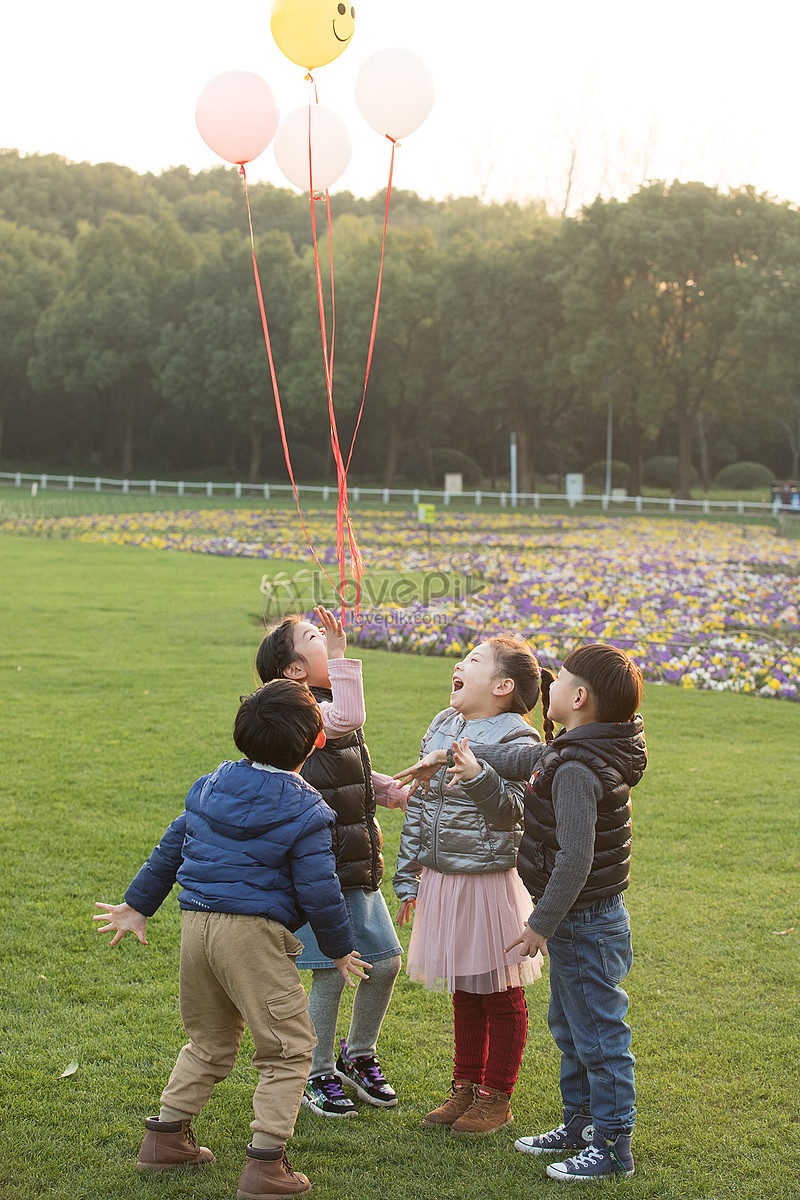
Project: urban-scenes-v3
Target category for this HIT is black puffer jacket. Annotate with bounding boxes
[518,716,647,908]
[300,686,383,891]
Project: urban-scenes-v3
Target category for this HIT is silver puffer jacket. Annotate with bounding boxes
[393,707,541,900]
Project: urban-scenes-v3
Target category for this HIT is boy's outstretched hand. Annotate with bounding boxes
[393,749,446,793]
[333,950,372,986]
[448,737,482,784]
[93,901,148,947]
[393,738,484,793]
[314,606,346,660]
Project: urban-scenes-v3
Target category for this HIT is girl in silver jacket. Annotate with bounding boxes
[393,637,554,1138]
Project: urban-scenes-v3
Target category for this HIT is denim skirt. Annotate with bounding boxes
[295,886,402,970]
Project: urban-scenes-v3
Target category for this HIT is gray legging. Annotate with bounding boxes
[308,954,401,1077]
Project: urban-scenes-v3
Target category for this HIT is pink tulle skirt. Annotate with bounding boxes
[406,868,543,994]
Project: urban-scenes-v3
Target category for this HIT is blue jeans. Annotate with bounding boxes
[546,893,635,1138]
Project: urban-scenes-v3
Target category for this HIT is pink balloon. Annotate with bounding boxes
[195,71,280,166]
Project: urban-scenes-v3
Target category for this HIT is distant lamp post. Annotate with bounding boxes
[604,397,613,497]
[510,431,518,508]
[603,372,621,497]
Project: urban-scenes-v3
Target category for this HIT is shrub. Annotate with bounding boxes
[584,459,631,489]
[713,461,774,490]
[643,455,699,488]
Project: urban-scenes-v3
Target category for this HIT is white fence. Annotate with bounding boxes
[0,469,792,517]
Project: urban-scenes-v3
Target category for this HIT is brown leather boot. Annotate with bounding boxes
[422,1080,476,1129]
[236,1144,311,1198]
[450,1086,514,1136]
[136,1116,215,1171]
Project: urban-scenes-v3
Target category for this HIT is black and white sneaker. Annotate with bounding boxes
[335,1040,398,1107]
[514,1112,593,1155]
[546,1133,634,1181]
[301,1073,357,1117]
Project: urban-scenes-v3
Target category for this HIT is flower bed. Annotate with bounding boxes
[3,509,797,700]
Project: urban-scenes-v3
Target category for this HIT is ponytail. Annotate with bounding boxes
[540,668,556,743]
[486,636,555,741]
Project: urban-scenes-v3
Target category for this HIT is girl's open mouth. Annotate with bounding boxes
[452,677,463,691]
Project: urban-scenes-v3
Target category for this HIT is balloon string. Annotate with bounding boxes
[306,97,363,620]
[338,136,397,610]
[345,136,397,480]
[305,71,319,104]
[326,189,336,389]
[239,164,337,593]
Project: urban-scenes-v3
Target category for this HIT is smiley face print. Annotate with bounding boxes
[271,0,356,70]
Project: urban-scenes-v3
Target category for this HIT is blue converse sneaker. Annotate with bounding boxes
[335,1040,398,1107]
[546,1133,634,1181]
[514,1112,594,1155]
[301,1073,357,1117]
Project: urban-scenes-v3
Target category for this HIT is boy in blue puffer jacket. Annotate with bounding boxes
[94,679,369,1200]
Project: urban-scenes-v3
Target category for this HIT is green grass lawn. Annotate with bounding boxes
[1,534,798,1200]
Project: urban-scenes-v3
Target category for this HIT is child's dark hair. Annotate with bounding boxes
[562,643,643,723]
[256,615,304,683]
[234,679,323,770]
[487,636,557,743]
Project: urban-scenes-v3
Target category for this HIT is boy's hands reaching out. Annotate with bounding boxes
[93,901,148,946]
[448,737,482,783]
[393,738,484,793]
[393,750,446,793]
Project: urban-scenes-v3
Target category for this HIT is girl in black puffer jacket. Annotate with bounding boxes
[257,607,408,1119]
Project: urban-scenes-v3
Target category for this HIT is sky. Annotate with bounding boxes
[4,0,800,213]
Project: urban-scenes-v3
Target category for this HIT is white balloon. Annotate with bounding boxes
[195,71,280,166]
[355,48,434,140]
[273,105,352,193]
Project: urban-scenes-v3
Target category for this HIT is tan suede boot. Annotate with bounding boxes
[236,1144,311,1198]
[136,1117,215,1171]
[450,1086,514,1136]
[422,1080,476,1129]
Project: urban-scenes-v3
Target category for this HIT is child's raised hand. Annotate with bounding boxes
[333,950,372,987]
[395,898,416,926]
[314,606,346,660]
[93,901,148,947]
[447,737,482,785]
[393,750,446,794]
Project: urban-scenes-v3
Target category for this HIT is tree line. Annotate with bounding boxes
[2,148,799,497]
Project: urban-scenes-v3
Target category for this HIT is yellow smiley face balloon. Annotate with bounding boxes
[271,0,355,70]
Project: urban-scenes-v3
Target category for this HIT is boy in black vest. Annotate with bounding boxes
[446,643,647,1180]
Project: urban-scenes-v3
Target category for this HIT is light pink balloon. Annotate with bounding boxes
[355,49,434,140]
[274,104,352,192]
[195,71,280,166]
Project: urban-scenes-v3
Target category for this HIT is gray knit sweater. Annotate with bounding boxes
[463,742,601,939]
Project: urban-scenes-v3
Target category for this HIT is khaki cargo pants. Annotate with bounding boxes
[160,910,316,1142]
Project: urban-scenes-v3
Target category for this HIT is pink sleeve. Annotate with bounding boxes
[372,771,411,810]
[318,658,367,736]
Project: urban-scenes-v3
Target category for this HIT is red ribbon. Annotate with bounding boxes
[240,107,398,626]
[306,85,363,620]
[240,164,338,594]
[346,135,396,476]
